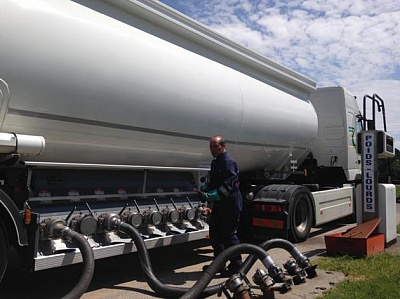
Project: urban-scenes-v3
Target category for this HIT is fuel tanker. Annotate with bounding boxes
[1,0,318,173]
[0,0,394,296]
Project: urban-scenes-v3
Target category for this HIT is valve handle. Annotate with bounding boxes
[118,203,128,216]
[84,202,98,220]
[133,199,142,214]
[153,198,160,211]
[65,206,77,222]
[186,197,194,208]
[85,202,93,215]
[170,198,178,209]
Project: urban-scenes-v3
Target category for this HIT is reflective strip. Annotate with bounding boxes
[252,218,284,229]
[218,185,230,197]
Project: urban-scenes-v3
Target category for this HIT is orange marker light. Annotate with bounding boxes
[25,209,32,225]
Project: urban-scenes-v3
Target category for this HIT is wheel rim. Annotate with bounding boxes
[294,196,309,233]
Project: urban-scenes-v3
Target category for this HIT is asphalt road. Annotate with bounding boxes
[0,203,399,299]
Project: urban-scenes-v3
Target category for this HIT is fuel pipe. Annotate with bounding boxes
[102,214,277,298]
[180,244,276,299]
[101,214,219,297]
[239,238,317,280]
[45,219,95,299]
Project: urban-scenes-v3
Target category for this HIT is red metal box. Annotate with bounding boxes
[324,218,385,257]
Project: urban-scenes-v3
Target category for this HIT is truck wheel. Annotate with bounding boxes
[289,192,313,243]
[0,222,8,282]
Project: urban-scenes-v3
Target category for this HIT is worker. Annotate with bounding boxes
[200,135,243,277]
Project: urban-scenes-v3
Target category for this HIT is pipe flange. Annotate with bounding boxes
[99,213,120,230]
[128,212,143,228]
[149,211,162,226]
[168,209,180,223]
[77,215,98,235]
[182,208,195,221]
[44,218,66,239]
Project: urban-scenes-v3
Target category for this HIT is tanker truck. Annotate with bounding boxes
[0,0,391,287]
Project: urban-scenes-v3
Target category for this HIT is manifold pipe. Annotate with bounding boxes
[58,227,95,299]
[180,243,275,299]
[239,238,312,274]
[116,221,230,298]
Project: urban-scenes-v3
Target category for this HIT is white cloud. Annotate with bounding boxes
[160,0,400,147]
[212,23,266,50]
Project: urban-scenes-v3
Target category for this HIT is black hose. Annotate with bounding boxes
[239,238,311,274]
[180,243,272,299]
[60,227,95,299]
[117,221,229,298]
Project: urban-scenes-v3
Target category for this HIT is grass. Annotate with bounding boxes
[317,253,400,299]
[316,185,400,298]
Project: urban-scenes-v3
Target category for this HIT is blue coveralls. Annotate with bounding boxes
[205,151,243,268]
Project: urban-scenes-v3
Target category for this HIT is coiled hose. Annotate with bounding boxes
[239,238,312,274]
[180,243,273,299]
[117,222,221,297]
[59,227,95,299]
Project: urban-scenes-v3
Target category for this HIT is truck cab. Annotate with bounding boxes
[309,86,362,185]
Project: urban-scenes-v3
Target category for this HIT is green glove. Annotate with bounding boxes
[205,189,221,201]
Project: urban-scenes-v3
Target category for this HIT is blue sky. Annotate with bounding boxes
[159,0,400,149]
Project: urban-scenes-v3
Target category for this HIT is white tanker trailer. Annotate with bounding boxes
[0,0,390,293]
[1,0,317,172]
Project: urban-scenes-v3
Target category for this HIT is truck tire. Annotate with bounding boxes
[0,222,8,282]
[289,191,313,243]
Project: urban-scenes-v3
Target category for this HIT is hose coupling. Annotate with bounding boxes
[283,259,307,284]
[296,254,312,268]
[98,213,121,231]
[267,264,285,283]
[289,249,317,278]
[218,273,252,299]
[43,218,67,239]
[303,263,318,279]
[252,268,275,298]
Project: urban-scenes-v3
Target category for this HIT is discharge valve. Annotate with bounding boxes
[178,198,196,221]
[120,200,143,228]
[70,203,98,235]
[142,199,163,226]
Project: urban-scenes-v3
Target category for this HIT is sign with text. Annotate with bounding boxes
[362,132,375,213]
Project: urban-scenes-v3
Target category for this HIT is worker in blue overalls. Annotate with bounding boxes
[200,135,243,277]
